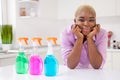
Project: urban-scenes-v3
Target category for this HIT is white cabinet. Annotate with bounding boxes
[16,0,40,18]
[104,49,120,71]
[0,57,15,66]
[104,51,113,70]
[58,0,116,19]
[116,0,120,16]
[0,53,31,66]
[16,0,58,19]
[112,51,120,70]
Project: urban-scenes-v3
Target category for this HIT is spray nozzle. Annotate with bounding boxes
[18,37,29,51]
[46,37,57,55]
[18,37,28,45]
[47,37,57,45]
[32,37,42,46]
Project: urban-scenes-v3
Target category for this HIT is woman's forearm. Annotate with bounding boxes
[67,39,83,69]
[87,37,103,69]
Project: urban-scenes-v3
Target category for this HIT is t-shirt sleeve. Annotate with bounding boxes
[60,29,73,65]
[96,29,108,69]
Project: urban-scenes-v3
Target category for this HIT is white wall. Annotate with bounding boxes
[39,0,58,19]
[1,0,7,24]
[96,16,120,41]
[15,18,66,46]
[7,0,16,27]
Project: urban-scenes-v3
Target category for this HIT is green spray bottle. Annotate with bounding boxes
[16,37,29,74]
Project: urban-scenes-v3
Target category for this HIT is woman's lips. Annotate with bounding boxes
[83,28,90,32]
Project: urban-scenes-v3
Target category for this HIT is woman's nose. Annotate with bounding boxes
[84,21,89,26]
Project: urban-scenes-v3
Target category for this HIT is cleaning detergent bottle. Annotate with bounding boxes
[44,37,59,76]
[16,37,29,74]
[30,37,43,75]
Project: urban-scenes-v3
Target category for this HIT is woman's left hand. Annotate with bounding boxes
[87,24,100,38]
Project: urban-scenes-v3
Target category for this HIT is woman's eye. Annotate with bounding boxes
[89,20,95,22]
[77,19,95,22]
[78,19,85,22]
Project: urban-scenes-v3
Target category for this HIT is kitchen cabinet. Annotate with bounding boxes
[0,53,31,66]
[58,0,116,19]
[112,51,120,70]
[104,49,120,70]
[16,0,58,19]
[0,57,15,66]
[16,0,40,18]
[116,0,120,16]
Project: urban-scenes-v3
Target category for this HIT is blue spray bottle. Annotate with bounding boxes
[16,37,29,74]
[44,37,59,76]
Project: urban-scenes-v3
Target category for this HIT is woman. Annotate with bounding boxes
[60,5,107,69]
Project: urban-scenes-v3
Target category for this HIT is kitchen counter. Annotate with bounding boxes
[0,65,120,80]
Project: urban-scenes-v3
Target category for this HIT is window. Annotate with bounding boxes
[0,0,2,25]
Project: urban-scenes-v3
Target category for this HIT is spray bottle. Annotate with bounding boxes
[44,37,59,76]
[16,37,29,74]
[30,37,43,75]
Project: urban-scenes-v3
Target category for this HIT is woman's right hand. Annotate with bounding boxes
[72,24,84,40]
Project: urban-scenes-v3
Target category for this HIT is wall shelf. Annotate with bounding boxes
[17,0,40,18]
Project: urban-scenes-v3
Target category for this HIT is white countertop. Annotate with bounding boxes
[0,65,120,80]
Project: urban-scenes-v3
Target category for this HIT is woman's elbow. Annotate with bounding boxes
[67,64,76,69]
[92,65,101,69]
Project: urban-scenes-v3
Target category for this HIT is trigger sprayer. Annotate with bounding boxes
[16,37,29,74]
[29,37,43,75]
[44,37,59,76]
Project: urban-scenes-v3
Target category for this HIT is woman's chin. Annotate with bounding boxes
[83,32,90,36]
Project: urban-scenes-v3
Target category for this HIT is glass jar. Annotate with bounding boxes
[20,7,26,16]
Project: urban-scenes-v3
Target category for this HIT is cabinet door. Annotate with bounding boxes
[116,0,120,16]
[58,0,84,19]
[0,57,15,66]
[91,0,116,17]
[104,51,113,70]
[113,52,120,70]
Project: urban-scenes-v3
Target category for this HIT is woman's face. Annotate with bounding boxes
[74,10,96,36]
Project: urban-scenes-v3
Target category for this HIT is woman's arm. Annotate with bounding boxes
[67,39,83,69]
[87,24,103,69]
[67,25,84,69]
[87,37,103,69]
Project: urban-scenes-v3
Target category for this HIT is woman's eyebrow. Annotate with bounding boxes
[89,17,95,19]
[79,17,84,19]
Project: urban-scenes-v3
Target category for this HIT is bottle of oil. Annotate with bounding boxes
[44,37,59,76]
[16,37,29,74]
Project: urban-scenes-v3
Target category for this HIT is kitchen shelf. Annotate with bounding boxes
[18,0,39,4]
[17,0,40,17]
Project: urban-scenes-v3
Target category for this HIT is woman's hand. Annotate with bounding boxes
[72,24,84,39]
[87,24,100,38]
